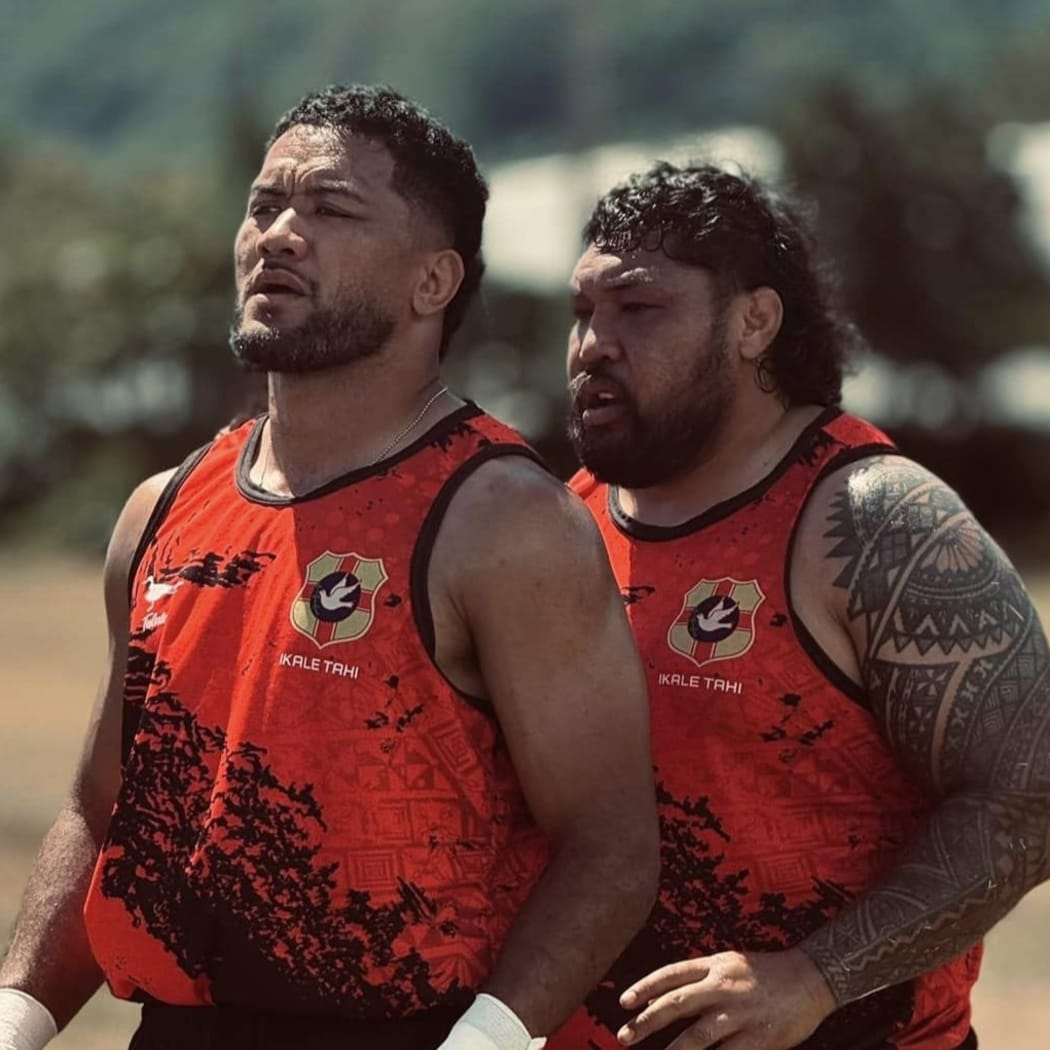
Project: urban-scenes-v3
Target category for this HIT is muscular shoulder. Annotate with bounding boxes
[440,454,607,574]
[799,453,1049,793]
[798,453,996,627]
[428,452,633,709]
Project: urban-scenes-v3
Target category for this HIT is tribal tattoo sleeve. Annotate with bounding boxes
[800,457,1050,1004]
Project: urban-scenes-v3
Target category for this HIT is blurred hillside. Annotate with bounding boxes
[1,0,1049,164]
[1,0,1050,556]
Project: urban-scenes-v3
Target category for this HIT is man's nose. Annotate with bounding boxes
[258,207,308,260]
[574,316,621,369]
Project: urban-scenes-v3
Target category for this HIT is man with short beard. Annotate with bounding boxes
[549,162,1050,1050]
[0,86,659,1050]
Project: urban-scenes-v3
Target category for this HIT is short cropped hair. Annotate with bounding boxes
[584,162,860,405]
[269,85,488,357]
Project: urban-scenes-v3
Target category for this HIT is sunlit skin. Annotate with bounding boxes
[568,250,728,430]
[567,244,815,525]
[235,125,423,338]
[231,125,465,495]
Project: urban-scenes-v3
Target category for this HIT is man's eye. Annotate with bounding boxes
[621,302,655,314]
[249,203,280,217]
[317,205,359,218]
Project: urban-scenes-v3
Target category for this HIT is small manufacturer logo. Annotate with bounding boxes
[144,574,183,608]
[667,577,765,669]
[291,551,388,649]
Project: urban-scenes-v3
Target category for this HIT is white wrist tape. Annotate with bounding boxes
[437,993,547,1050]
[0,989,57,1050]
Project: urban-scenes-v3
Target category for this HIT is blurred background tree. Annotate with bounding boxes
[1,0,1049,551]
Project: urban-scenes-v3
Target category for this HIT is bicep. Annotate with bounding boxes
[452,481,653,841]
[820,458,1050,796]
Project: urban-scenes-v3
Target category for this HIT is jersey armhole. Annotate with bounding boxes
[785,443,905,710]
[409,443,549,717]
[126,442,212,604]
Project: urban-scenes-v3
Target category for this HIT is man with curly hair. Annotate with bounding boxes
[0,86,659,1050]
[550,161,1050,1050]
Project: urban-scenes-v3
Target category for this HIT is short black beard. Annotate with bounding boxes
[229,296,395,374]
[568,323,733,489]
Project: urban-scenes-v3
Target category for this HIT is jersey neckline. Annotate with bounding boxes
[607,405,841,541]
[235,400,484,506]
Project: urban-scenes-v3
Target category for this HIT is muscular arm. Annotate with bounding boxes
[798,457,1050,1003]
[0,472,173,1029]
[431,458,660,1038]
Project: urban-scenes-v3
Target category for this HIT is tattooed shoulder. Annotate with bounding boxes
[819,455,1050,796]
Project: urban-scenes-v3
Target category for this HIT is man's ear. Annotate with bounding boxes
[413,249,465,318]
[736,286,784,362]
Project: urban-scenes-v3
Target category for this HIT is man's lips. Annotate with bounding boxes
[246,268,310,298]
[572,376,629,426]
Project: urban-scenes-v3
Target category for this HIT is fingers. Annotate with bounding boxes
[620,959,711,1010]
[617,987,727,1046]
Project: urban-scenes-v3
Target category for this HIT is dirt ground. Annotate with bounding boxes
[1,555,1048,1049]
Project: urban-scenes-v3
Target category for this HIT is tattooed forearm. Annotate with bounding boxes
[801,458,1050,1004]
[802,789,1050,1003]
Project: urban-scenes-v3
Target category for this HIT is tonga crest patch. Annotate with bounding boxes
[667,577,766,669]
[290,551,389,649]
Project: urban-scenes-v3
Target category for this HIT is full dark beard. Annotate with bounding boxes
[229,296,395,374]
[568,330,734,489]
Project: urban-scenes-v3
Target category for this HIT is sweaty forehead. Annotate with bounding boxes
[570,245,696,294]
[255,125,397,195]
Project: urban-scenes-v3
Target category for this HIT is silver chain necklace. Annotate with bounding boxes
[364,384,449,467]
[255,385,449,489]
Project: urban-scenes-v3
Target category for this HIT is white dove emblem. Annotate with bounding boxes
[144,575,183,607]
[316,573,361,612]
[693,596,737,634]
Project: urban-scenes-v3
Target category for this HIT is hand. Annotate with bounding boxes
[616,948,836,1050]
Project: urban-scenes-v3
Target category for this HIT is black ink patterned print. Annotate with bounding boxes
[579,781,913,1049]
[102,691,458,1016]
[622,585,657,606]
[167,550,277,589]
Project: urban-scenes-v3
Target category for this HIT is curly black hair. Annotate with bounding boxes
[584,162,861,406]
[268,84,487,357]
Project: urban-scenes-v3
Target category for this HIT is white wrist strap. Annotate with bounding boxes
[438,993,547,1050]
[0,989,57,1050]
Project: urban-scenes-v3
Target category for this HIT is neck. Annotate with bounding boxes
[616,398,826,527]
[257,352,453,496]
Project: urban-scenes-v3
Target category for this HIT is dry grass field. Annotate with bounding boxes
[1,554,1048,1049]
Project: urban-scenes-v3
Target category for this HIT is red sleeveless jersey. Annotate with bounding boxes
[83,403,551,1021]
[550,410,979,1050]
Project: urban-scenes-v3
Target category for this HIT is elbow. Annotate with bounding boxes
[586,809,661,923]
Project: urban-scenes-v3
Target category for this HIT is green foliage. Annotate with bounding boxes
[777,83,1050,378]
[2,0,1048,165]
[0,135,261,550]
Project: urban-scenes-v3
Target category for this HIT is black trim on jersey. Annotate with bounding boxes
[816,441,901,478]
[410,442,548,718]
[127,442,212,604]
[235,401,484,506]
[958,1028,978,1050]
[785,441,902,711]
[607,406,841,541]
